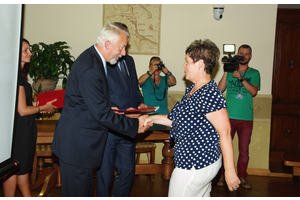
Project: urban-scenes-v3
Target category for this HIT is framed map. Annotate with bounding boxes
[103,4,161,55]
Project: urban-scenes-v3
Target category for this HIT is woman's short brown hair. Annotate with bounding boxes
[185,39,220,74]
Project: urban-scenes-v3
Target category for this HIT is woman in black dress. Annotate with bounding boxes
[2,39,57,197]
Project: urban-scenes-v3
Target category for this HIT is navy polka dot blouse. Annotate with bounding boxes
[168,79,226,170]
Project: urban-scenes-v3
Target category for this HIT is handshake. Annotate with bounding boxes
[111,105,156,134]
[137,115,154,134]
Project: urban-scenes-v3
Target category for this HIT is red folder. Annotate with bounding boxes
[111,106,159,114]
[36,89,65,108]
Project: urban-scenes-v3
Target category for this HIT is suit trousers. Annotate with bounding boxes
[59,159,94,197]
[97,132,136,197]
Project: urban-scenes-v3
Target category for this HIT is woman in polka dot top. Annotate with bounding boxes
[145,39,240,197]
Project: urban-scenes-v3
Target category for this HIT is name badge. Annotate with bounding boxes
[235,93,244,99]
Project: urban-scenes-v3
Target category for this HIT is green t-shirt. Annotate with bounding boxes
[140,75,169,114]
[226,67,260,121]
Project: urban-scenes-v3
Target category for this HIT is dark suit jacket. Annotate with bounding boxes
[106,54,144,110]
[106,55,143,140]
[51,45,139,168]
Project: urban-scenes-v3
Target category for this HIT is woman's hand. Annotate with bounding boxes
[40,99,57,114]
[162,66,170,75]
[149,63,158,74]
[143,115,154,127]
[225,170,241,191]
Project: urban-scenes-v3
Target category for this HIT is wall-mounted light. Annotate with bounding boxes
[213,6,224,20]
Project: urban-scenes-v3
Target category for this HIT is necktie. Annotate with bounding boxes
[119,60,129,86]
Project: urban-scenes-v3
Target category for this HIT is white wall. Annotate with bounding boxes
[23,4,277,94]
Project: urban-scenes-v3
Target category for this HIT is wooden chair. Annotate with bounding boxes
[135,142,156,181]
[30,120,61,197]
[30,144,53,185]
[30,109,61,185]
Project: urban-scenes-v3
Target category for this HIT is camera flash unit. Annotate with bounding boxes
[223,44,235,54]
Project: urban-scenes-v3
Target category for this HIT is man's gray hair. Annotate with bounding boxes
[96,22,130,46]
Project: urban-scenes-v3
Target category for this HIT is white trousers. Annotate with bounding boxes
[168,156,222,197]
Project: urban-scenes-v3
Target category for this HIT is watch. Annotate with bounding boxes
[239,78,245,82]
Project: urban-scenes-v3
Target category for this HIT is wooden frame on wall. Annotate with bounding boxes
[103,4,161,55]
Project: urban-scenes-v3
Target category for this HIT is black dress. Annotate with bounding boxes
[13,74,37,175]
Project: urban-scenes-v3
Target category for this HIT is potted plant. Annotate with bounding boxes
[29,41,75,93]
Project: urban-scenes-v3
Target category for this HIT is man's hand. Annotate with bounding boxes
[111,107,125,114]
[232,71,242,80]
[126,107,141,118]
[126,103,148,118]
[138,103,147,109]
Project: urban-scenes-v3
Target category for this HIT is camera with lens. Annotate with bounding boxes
[222,55,244,72]
[156,61,165,70]
[222,44,244,72]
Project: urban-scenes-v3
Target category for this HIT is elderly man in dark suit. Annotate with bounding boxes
[51,22,150,197]
[97,22,146,197]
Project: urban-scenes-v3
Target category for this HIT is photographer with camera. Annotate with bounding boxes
[217,44,260,190]
[138,56,176,114]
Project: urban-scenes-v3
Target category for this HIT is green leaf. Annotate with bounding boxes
[38,84,42,93]
[28,41,75,88]
[62,77,67,89]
